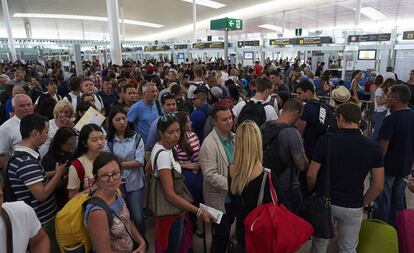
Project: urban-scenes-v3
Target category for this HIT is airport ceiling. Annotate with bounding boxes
[0,0,413,41]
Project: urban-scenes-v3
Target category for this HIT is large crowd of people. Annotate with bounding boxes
[0,58,414,253]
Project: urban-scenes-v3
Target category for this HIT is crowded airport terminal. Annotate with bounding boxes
[1,0,414,252]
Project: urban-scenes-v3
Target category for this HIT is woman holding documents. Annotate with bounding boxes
[228,121,278,252]
[150,113,214,253]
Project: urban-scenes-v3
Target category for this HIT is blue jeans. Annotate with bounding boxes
[120,184,146,234]
[370,110,387,141]
[373,176,406,227]
[166,216,185,253]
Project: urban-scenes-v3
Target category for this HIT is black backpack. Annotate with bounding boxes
[308,100,337,135]
[261,122,293,177]
[238,97,276,127]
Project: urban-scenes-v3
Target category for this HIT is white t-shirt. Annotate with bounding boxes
[151,143,181,177]
[0,201,41,253]
[374,88,387,112]
[232,97,278,122]
[0,116,21,156]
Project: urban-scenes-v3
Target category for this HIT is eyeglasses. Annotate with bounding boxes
[160,113,177,122]
[98,171,121,182]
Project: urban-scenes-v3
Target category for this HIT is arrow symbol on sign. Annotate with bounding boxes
[229,20,234,27]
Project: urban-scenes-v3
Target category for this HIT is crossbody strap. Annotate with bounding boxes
[1,207,13,253]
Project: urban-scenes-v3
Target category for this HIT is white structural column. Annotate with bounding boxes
[193,0,197,41]
[355,0,362,26]
[1,0,17,62]
[73,44,83,77]
[105,0,122,65]
[24,22,32,38]
[120,7,126,41]
[224,29,229,65]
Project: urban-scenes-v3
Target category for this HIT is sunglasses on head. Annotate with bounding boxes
[160,113,177,122]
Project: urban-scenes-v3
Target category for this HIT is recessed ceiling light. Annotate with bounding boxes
[181,0,226,9]
[258,24,283,32]
[357,7,387,21]
[12,13,164,28]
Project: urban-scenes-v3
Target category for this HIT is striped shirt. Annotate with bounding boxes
[8,146,57,225]
[174,132,201,164]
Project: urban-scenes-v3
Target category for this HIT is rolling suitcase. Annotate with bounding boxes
[357,208,399,253]
[396,209,414,253]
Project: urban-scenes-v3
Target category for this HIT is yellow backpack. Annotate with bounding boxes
[55,193,113,253]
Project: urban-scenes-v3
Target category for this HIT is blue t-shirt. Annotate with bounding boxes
[190,103,211,143]
[84,194,125,224]
[127,100,160,144]
[312,129,383,208]
[4,96,13,120]
[379,108,414,178]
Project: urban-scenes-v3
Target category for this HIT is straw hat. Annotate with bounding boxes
[332,86,351,103]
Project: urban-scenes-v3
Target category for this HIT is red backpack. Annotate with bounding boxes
[244,169,314,253]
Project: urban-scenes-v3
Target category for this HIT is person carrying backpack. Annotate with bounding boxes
[56,152,146,253]
[190,87,213,143]
[261,99,309,214]
[232,77,278,127]
[296,80,337,162]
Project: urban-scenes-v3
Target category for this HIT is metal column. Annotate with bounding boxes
[105,0,122,65]
[1,0,17,62]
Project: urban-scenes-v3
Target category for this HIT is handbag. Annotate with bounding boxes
[303,134,334,239]
[149,149,193,217]
[244,169,314,253]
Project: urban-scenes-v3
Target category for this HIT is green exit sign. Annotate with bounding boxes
[211,18,243,31]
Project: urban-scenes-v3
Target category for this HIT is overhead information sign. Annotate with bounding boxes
[403,31,414,40]
[269,38,291,46]
[174,44,188,50]
[348,33,391,42]
[144,45,171,51]
[269,36,333,46]
[237,40,260,47]
[210,17,243,31]
[192,42,225,49]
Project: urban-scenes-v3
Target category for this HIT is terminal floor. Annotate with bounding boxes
[145,176,414,253]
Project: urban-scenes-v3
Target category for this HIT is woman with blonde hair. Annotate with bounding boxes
[229,121,277,252]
